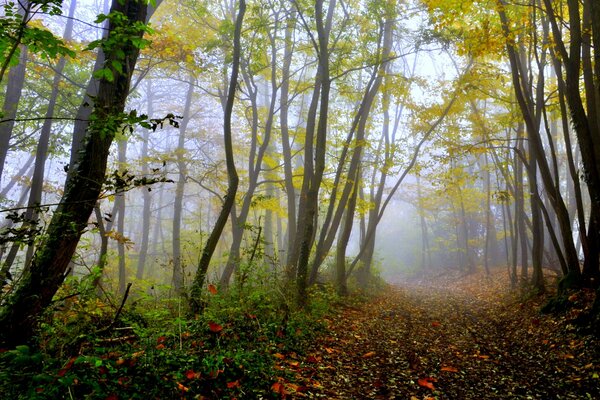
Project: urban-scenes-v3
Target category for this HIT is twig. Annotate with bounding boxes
[111,282,132,327]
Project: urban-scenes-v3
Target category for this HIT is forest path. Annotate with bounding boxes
[290,270,599,399]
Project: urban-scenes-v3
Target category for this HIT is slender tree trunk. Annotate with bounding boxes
[335,169,359,296]
[190,0,245,311]
[116,141,127,295]
[22,0,78,269]
[136,80,154,279]
[0,46,28,184]
[295,0,334,307]
[172,76,194,294]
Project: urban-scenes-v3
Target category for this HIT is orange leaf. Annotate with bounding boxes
[324,347,334,354]
[306,355,320,363]
[208,284,218,295]
[418,377,437,390]
[271,382,289,395]
[273,353,285,360]
[185,370,201,379]
[431,321,441,327]
[176,382,189,392]
[362,351,376,358]
[208,321,223,333]
[227,380,240,388]
[441,366,459,372]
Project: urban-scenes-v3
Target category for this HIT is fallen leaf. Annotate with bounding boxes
[208,321,223,333]
[227,380,240,388]
[273,353,285,359]
[418,377,437,390]
[176,382,189,392]
[185,370,201,380]
[208,284,218,295]
[271,382,289,395]
[324,347,335,354]
[431,321,441,327]
[362,351,376,358]
[441,366,459,372]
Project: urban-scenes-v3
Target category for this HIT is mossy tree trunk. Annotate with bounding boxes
[0,0,149,347]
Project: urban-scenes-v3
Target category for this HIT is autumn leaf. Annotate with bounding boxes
[271,381,289,395]
[306,355,321,363]
[208,284,218,295]
[57,357,77,377]
[185,369,201,379]
[418,377,437,390]
[362,351,376,358]
[227,380,241,388]
[208,321,223,333]
[273,353,285,360]
[441,366,459,372]
[176,382,189,392]
[431,321,441,327]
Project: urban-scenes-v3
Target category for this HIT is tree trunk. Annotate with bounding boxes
[0,0,149,347]
[172,76,194,294]
[190,0,245,311]
[136,80,154,280]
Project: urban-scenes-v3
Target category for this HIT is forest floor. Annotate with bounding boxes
[276,269,599,399]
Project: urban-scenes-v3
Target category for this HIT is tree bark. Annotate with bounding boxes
[0,0,149,347]
[190,0,245,311]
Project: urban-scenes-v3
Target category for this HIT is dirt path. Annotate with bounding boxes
[287,272,599,399]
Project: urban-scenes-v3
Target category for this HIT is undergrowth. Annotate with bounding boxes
[0,272,360,399]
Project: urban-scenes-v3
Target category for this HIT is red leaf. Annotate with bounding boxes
[306,355,320,363]
[157,335,167,344]
[227,380,241,388]
[271,382,289,395]
[105,394,119,400]
[208,321,223,333]
[418,377,437,390]
[185,369,201,380]
[57,357,77,377]
[431,321,441,327]
[208,284,218,295]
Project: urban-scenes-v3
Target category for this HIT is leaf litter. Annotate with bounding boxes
[277,269,599,399]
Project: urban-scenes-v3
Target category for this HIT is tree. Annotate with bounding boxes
[190,0,245,311]
[0,0,152,347]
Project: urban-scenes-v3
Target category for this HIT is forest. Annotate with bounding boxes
[0,0,599,398]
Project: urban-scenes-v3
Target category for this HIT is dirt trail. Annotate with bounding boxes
[291,271,599,399]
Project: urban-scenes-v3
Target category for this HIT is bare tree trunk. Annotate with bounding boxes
[172,76,194,294]
[335,169,359,296]
[190,0,245,311]
[116,141,127,295]
[136,80,154,279]
[22,0,78,269]
[0,1,30,183]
